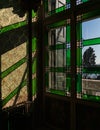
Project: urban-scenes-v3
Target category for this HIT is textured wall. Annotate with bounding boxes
[0,0,28,108]
[0,0,27,27]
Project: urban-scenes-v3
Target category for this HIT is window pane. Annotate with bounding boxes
[77,16,100,101]
[82,18,100,40]
[48,72,66,90]
[76,0,89,5]
[45,0,70,16]
[82,18,100,99]
[82,45,100,97]
[45,23,71,96]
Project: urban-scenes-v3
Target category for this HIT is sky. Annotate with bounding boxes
[82,18,100,64]
[82,18,100,39]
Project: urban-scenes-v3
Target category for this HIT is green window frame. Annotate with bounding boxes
[44,0,100,102]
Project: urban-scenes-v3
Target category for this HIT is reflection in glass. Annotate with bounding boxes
[49,27,66,68]
[49,72,66,90]
[48,0,66,11]
[50,27,66,45]
[47,0,70,14]
[49,50,66,67]
[76,0,89,5]
[46,25,71,95]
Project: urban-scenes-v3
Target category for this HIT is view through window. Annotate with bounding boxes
[82,18,100,98]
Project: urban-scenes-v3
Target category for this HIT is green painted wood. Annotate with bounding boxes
[32,78,37,96]
[83,38,100,46]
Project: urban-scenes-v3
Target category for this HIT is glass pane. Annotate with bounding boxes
[48,72,66,90]
[76,0,89,5]
[45,0,70,16]
[82,45,100,97]
[49,50,66,67]
[49,0,66,11]
[82,18,100,40]
[82,18,100,99]
[45,23,71,96]
[82,45,100,66]
[77,16,100,100]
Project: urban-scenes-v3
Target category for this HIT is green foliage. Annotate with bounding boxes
[83,47,96,67]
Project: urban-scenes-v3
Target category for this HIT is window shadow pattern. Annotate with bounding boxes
[0,0,26,18]
[0,0,36,109]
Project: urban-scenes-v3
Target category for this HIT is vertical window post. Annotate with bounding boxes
[27,0,32,102]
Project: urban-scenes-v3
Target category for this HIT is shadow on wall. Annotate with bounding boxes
[0,26,28,55]
[0,0,38,109]
[0,0,28,66]
[0,0,27,17]
[0,0,41,17]
[0,0,28,108]
[0,0,29,67]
